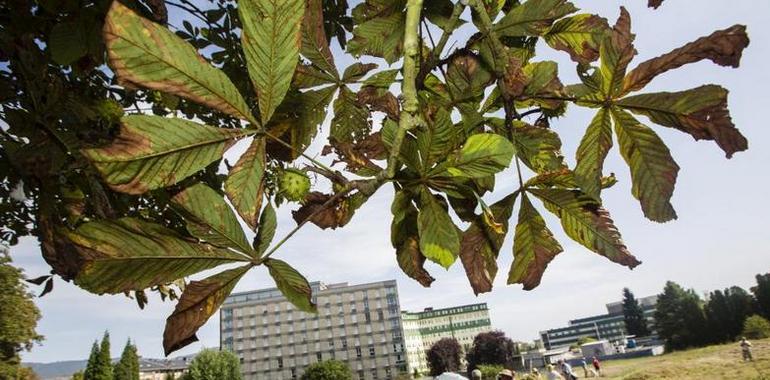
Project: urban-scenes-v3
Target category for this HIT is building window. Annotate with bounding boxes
[277,358,283,369]
[368,345,375,357]
[316,352,322,361]
[355,347,362,358]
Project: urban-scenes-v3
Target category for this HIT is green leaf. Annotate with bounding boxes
[508,194,563,290]
[544,14,609,64]
[460,193,516,295]
[598,8,636,98]
[342,63,379,83]
[518,61,566,111]
[104,1,252,122]
[440,133,515,178]
[49,22,87,65]
[330,87,371,144]
[293,64,337,89]
[616,85,747,158]
[254,203,277,257]
[611,108,679,223]
[574,107,613,200]
[494,0,577,37]
[362,69,399,88]
[511,121,567,174]
[172,184,253,255]
[417,188,461,269]
[417,104,459,169]
[82,115,249,194]
[381,118,422,172]
[163,265,250,355]
[446,54,494,111]
[530,188,641,268]
[391,191,434,287]
[265,259,317,312]
[267,86,337,160]
[301,0,337,75]
[240,0,305,124]
[225,137,265,230]
[66,218,250,294]
[347,4,406,64]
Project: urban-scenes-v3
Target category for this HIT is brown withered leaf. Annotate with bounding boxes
[459,194,516,295]
[163,265,249,355]
[616,85,747,158]
[500,56,526,101]
[508,194,563,290]
[396,236,435,287]
[648,0,664,9]
[144,0,168,23]
[292,191,370,229]
[39,212,82,281]
[623,25,749,94]
[601,7,636,97]
[325,132,386,175]
[301,0,337,74]
[357,87,400,120]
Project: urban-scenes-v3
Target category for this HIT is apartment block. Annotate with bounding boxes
[220,280,407,380]
[539,295,658,350]
[402,303,493,375]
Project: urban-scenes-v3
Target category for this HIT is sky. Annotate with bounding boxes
[9,0,770,363]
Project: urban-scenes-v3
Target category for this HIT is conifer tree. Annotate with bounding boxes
[84,341,99,380]
[94,332,113,380]
[622,288,650,337]
[113,339,139,380]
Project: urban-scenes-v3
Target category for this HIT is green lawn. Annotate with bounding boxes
[595,338,770,379]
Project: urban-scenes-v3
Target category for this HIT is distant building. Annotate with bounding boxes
[539,295,657,350]
[138,357,190,380]
[221,280,407,380]
[402,303,492,375]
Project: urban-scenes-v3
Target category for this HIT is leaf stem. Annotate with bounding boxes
[382,0,424,181]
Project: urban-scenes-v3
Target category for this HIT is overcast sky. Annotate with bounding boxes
[11,0,770,363]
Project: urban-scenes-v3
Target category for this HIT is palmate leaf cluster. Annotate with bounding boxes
[0,0,751,356]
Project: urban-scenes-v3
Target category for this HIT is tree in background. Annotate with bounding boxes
[72,371,85,380]
[84,332,113,380]
[0,249,43,379]
[622,288,650,337]
[752,273,770,320]
[655,281,709,350]
[705,286,754,343]
[465,331,515,373]
[184,349,241,380]
[113,339,139,380]
[426,338,462,376]
[742,315,770,340]
[300,360,352,380]
[478,364,505,379]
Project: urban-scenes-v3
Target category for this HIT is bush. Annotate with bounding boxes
[742,315,770,339]
[300,360,352,380]
[477,364,504,379]
[427,338,462,376]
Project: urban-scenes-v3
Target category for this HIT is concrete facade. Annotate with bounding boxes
[402,303,492,375]
[221,280,407,380]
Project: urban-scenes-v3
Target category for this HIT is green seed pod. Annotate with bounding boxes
[278,168,311,202]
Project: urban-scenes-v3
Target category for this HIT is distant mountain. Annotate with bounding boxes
[23,360,87,379]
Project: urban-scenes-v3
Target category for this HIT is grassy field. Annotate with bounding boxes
[594,338,770,379]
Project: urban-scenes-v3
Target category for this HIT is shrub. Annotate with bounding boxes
[742,315,770,339]
[477,364,504,379]
[300,360,352,380]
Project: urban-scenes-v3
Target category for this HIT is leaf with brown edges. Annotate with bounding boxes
[508,194,563,290]
[163,265,249,355]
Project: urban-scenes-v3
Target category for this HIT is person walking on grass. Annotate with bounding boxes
[546,364,564,380]
[592,356,602,376]
[471,369,482,380]
[498,369,515,380]
[740,337,753,361]
[559,359,578,380]
[531,367,542,379]
[579,358,588,377]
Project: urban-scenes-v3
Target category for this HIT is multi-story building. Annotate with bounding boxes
[220,280,407,380]
[402,303,493,375]
[138,357,190,380]
[539,295,658,350]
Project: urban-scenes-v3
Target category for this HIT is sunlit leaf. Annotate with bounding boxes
[391,191,434,287]
[544,14,609,65]
[508,193,563,290]
[265,258,317,312]
[439,133,515,179]
[66,218,250,294]
[418,188,460,269]
[225,137,265,230]
[494,0,577,37]
[240,0,305,124]
[82,115,249,194]
[104,1,252,121]
[574,107,613,201]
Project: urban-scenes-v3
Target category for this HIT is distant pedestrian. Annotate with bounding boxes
[592,356,602,376]
[546,364,564,380]
[498,369,515,380]
[580,359,588,377]
[559,359,578,380]
[471,369,482,380]
[531,367,541,379]
[740,337,753,361]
